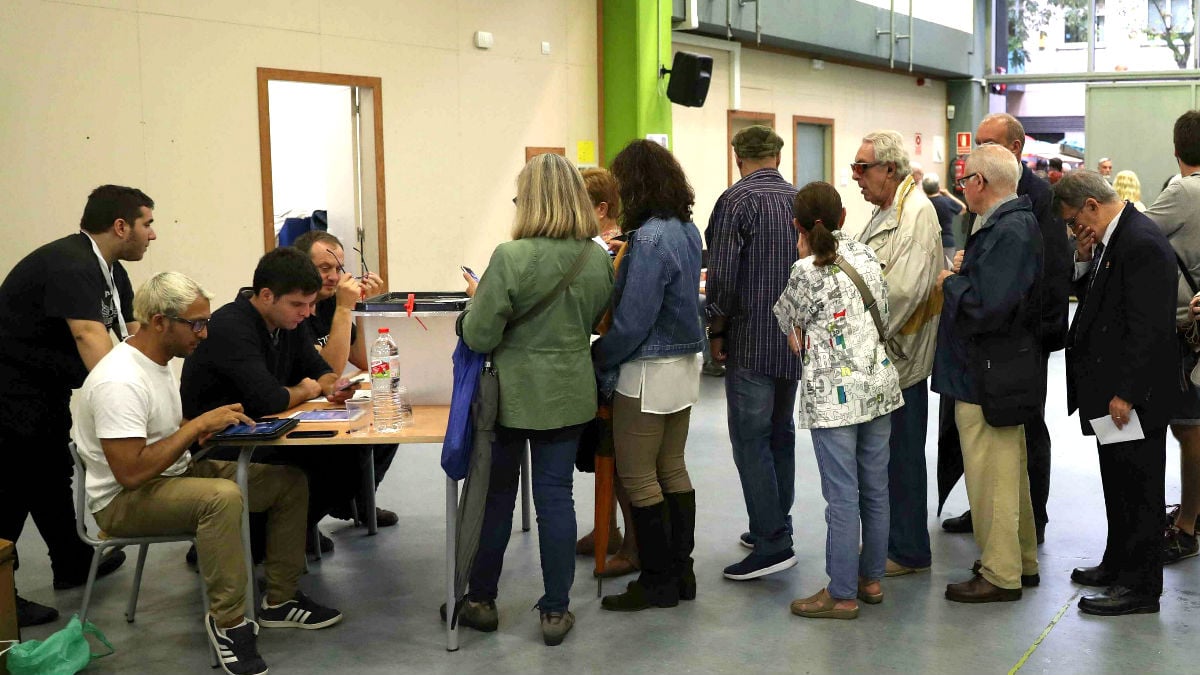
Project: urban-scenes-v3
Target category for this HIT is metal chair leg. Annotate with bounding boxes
[125,543,150,623]
[78,546,105,624]
[310,523,322,561]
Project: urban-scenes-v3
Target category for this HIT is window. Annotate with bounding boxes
[1064,1,1104,44]
[1147,0,1193,33]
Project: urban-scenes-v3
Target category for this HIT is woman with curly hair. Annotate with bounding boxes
[592,140,704,612]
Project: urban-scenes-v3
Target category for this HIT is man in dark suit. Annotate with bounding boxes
[1055,170,1179,616]
[941,113,1071,542]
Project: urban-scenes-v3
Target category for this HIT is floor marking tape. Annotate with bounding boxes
[1008,591,1081,675]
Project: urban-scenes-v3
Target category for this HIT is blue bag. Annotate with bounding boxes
[441,337,486,480]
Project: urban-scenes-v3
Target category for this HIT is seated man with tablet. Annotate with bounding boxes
[71,272,342,675]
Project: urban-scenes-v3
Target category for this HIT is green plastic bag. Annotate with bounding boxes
[8,615,114,675]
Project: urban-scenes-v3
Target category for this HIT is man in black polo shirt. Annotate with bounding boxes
[0,185,154,626]
[291,231,398,527]
[180,247,360,552]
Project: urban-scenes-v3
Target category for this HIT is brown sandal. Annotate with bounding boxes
[857,578,883,604]
[790,588,859,620]
[594,551,640,578]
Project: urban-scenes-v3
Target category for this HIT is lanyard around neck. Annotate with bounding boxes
[82,232,128,341]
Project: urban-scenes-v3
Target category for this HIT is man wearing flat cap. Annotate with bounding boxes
[705,125,803,581]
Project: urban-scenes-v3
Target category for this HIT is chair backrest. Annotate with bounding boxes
[67,441,103,546]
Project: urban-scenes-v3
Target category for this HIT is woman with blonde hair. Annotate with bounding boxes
[1113,170,1146,211]
[453,153,614,645]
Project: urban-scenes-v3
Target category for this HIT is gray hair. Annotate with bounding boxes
[863,130,910,179]
[1052,169,1119,210]
[980,112,1026,147]
[966,144,1020,192]
[922,175,941,195]
[133,271,213,324]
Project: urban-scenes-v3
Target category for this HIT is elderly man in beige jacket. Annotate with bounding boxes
[842,129,943,577]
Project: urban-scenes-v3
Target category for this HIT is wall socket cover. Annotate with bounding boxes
[540,41,551,55]
[474,31,493,49]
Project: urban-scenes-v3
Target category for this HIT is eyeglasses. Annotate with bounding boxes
[1063,207,1084,231]
[850,161,883,176]
[954,172,988,190]
[321,247,346,275]
[166,316,209,333]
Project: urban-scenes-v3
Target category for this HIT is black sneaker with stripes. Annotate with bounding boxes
[205,615,267,675]
[258,590,343,630]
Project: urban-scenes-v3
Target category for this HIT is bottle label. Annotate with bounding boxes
[370,359,390,379]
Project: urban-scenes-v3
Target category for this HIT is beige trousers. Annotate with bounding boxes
[955,401,1038,589]
[613,393,693,507]
[96,459,308,627]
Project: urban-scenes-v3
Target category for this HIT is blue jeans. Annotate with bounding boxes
[888,382,931,568]
[725,364,798,555]
[810,415,892,600]
[467,424,580,613]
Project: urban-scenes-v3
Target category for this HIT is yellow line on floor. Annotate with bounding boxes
[1008,591,1082,675]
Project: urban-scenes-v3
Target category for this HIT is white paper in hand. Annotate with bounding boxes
[1089,409,1145,445]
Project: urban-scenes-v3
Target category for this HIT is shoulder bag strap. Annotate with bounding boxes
[1177,253,1199,295]
[834,254,908,360]
[507,241,594,332]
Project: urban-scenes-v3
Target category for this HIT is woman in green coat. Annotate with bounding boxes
[455,153,613,646]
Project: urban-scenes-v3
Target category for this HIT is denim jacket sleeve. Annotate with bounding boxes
[592,230,668,374]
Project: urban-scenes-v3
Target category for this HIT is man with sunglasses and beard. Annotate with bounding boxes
[291,231,398,529]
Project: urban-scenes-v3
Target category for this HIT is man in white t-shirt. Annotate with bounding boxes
[71,272,342,675]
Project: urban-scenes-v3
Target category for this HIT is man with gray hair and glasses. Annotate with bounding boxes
[845,129,943,578]
[933,144,1042,603]
[72,271,343,675]
[1055,170,1178,616]
[942,113,1070,546]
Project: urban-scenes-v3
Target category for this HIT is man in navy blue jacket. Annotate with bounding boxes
[933,144,1043,603]
[940,113,1071,543]
[1056,170,1179,616]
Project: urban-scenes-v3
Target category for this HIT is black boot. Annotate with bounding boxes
[665,490,696,601]
[601,501,678,611]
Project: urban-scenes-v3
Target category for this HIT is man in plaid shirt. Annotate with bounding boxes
[705,125,803,581]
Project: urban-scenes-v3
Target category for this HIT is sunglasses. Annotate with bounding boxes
[850,161,883,176]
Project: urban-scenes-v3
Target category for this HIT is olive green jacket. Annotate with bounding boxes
[461,238,613,430]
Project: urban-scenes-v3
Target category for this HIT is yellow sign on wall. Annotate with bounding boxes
[577,140,596,166]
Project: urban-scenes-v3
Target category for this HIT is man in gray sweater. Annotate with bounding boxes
[1145,109,1200,564]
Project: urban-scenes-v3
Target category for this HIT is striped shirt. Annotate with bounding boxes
[704,168,803,379]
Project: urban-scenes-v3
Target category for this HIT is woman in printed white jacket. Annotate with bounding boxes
[772,181,904,620]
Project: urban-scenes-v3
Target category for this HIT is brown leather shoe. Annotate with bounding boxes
[576,529,623,556]
[945,573,1022,603]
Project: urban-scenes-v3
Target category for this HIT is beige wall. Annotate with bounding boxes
[672,45,949,236]
[0,0,598,302]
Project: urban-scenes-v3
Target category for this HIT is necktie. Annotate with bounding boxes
[1087,242,1105,288]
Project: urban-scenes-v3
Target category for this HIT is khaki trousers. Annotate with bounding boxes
[955,401,1038,589]
[613,393,693,507]
[95,459,307,627]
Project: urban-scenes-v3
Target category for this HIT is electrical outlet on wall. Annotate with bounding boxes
[540,41,551,55]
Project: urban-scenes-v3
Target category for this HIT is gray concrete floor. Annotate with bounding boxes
[12,348,1194,674]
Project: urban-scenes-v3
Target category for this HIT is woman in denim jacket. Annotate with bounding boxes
[592,140,704,612]
[772,182,903,620]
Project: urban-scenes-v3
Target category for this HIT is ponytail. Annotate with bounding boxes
[793,181,844,268]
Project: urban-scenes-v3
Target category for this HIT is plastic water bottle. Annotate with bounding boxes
[370,328,402,432]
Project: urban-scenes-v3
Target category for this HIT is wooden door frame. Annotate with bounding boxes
[791,114,836,185]
[256,67,389,285]
[727,110,776,186]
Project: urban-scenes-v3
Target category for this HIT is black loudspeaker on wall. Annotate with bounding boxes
[664,51,713,107]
